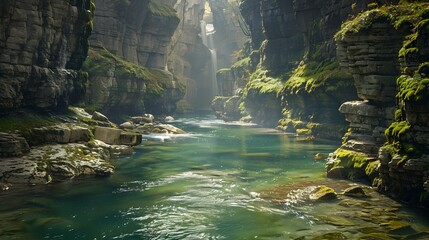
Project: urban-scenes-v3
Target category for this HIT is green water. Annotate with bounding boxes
[1,115,429,239]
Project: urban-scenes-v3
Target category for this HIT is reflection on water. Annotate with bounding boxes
[0,114,429,239]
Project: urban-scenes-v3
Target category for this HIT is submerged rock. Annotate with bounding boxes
[309,186,337,201]
[311,232,347,240]
[343,186,367,198]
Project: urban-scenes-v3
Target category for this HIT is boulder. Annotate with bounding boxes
[93,127,122,145]
[119,121,135,130]
[327,166,346,179]
[130,116,153,124]
[92,111,110,122]
[154,124,186,134]
[309,186,337,201]
[29,124,91,145]
[0,133,30,157]
[342,186,367,198]
[164,116,174,122]
[119,132,142,146]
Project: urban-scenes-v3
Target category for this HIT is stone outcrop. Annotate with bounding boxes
[0,0,94,112]
[83,0,184,119]
[0,143,114,184]
[328,2,429,206]
[0,108,144,185]
[0,133,29,157]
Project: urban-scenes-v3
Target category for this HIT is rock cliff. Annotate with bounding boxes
[0,0,94,112]
[214,0,390,135]
[327,2,429,206]
[84,0,184,119]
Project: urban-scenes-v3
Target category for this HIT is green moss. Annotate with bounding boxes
[334,149,367,169]
[396,75,429,102]
[282,60,351,94]
[0,111,59,132]
[335,9,391,40]
[365,160,380,179]
[148,1,179,19]
[417,62,429,75]
[243,68,284,96]
[336,2,429,41]
[385,121,411,142]
[231,57,251,70]
[83,46,175,99]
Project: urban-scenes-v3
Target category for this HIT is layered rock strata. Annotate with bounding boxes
[84,0,184,118]
[0,0,94,112]
[328,3,429,206]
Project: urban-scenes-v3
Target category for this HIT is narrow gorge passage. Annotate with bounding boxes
[1,0,429,239]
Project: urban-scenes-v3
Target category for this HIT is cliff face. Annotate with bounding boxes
[327,2,429,206]
[214,0,373,133]
[0,0,94,112]
[84,0,184,119]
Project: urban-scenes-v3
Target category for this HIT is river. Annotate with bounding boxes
[1,114,429,239]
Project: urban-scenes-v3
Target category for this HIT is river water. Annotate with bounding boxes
[1,115,429,239]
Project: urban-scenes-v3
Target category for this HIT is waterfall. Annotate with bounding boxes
[201,20,218,99]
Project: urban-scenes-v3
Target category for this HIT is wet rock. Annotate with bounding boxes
[314,153,326,160]
[380,220,413,234]
[343,186,367,198]
[311,232,347,240]
[109,145,133,156]
[0,133,30,157]
[317,215,355,227]
[154,124,186,134]
[119,121,135,130]
[119,132,142,146]
[92,111,110,122]
[309,186,337,201]
[164,116,174,122]
[327,166,346,179]
[356,233,395,240]
[0,143,114,183]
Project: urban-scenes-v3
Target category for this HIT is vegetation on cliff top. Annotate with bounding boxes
[148,1,179,20]
[335,2,429,41]
[83,46,177,97]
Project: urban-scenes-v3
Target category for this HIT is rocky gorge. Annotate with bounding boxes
[0,0,429,235]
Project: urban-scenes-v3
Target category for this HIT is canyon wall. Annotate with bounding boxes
[0,0,94,112]
[327,2,429,206]
[214,0,398,137]
[84,0,184,119]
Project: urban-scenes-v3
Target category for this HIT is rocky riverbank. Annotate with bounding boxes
[0,108,185,188]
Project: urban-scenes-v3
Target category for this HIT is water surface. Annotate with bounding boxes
[1,115,429,239]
